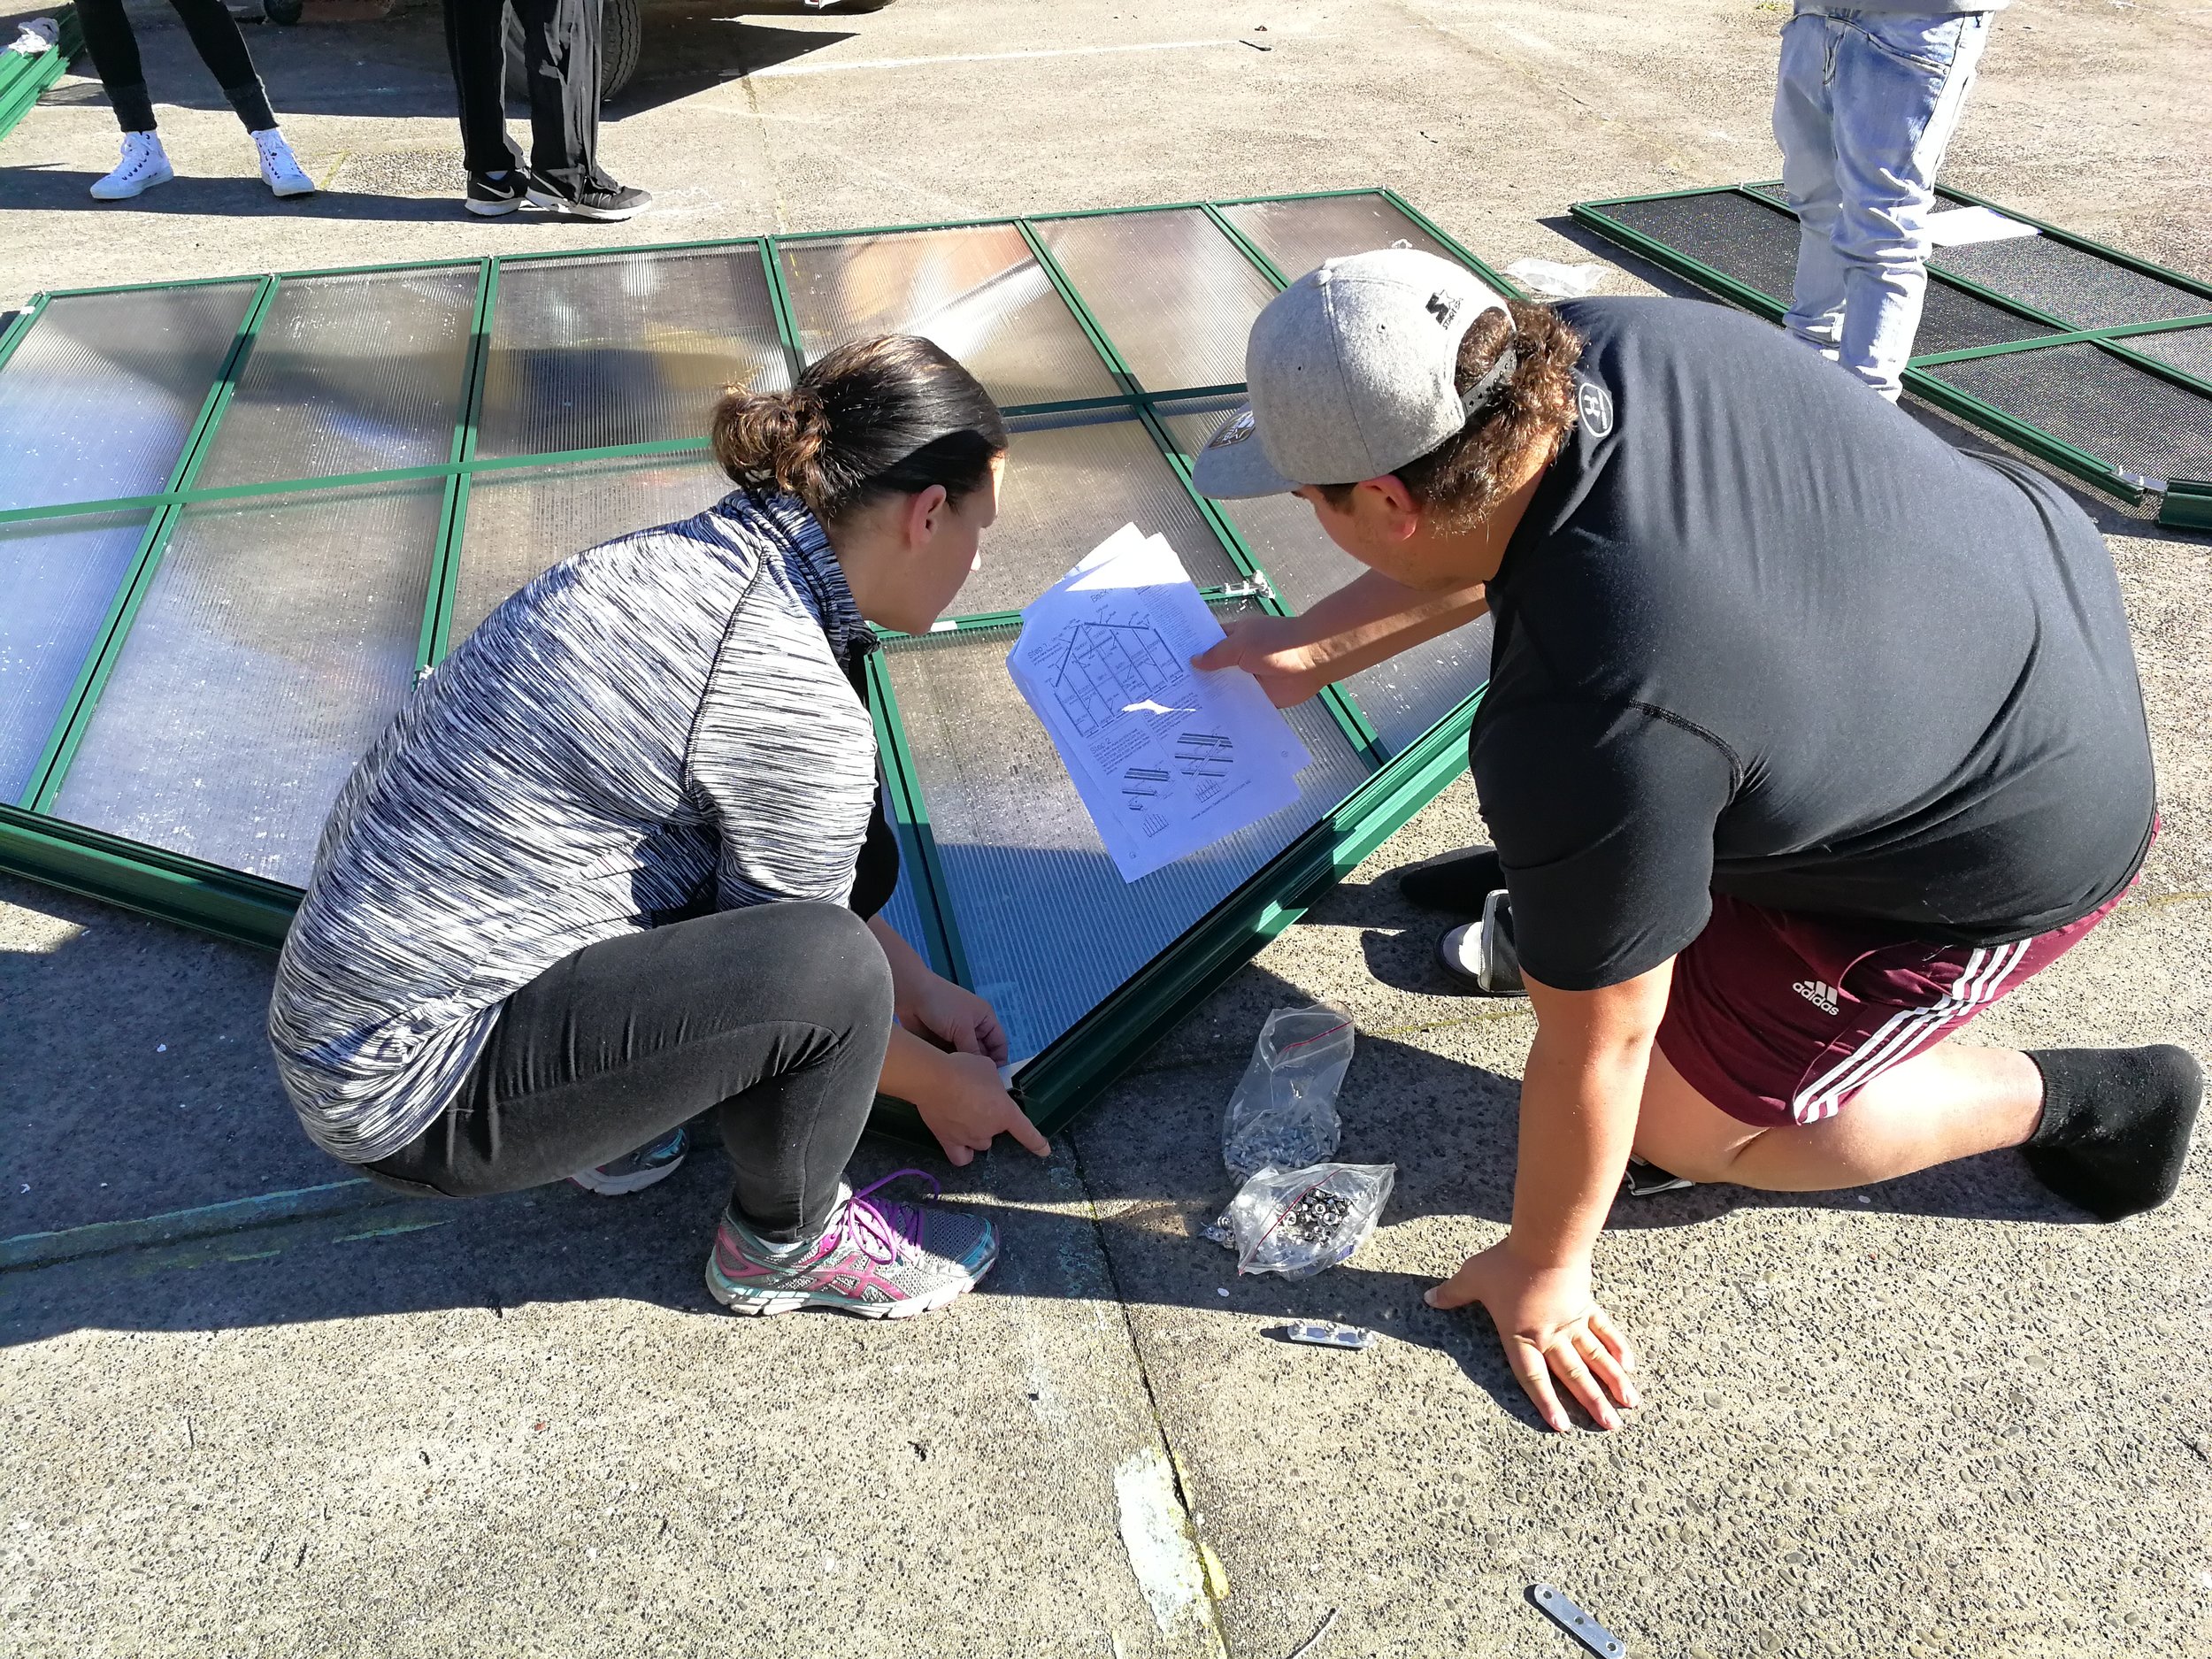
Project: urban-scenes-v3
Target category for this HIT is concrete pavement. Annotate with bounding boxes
[4,0,2210,1654]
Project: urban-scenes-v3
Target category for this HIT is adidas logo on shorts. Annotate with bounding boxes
[1793,979,1840,1016]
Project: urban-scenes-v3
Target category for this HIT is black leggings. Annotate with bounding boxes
[75,0,277,134]
[365,902,895,1244]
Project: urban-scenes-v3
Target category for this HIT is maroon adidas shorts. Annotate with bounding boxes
[1655,886,2131,1129]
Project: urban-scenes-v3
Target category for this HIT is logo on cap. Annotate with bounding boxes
[1425,291,1463,328]
[1206,410,1256,449]
[1577,380,1615,439]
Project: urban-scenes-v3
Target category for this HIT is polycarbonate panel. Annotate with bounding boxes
[1923,342,2212,485]
[1034,210,1277,392]
[876,840,933,963]
[779,226,1117,407]
[193,266,479,488]
[1161,397,1491,757]
[884,620,1374,1061]
[475,246,790,457]
[50,480,442,883]
[0,282,256,511]
[1594,192,1799,306]
[448,451,729,647]
[1217,193,1456,285]
[1908,280,2061,357]
[1929,234,2210,331]
[2121,326,2212,389]
[0,511,150,803]
[956,411,1241,618]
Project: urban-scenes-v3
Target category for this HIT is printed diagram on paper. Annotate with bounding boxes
[1007,525,1311,884]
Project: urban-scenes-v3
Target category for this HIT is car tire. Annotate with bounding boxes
[503,0,642,104]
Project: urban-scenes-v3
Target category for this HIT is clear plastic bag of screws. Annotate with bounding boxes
[1221,1005,1356,1180]
[1221,1162,1395,1279]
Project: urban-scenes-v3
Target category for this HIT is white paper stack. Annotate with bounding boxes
[1005,524,1312,884]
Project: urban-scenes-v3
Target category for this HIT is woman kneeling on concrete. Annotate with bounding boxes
[268,336,1048,1317]
[1192,250,2199,1431]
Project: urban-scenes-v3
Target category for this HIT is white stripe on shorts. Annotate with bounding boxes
[1789,939,2032,1124]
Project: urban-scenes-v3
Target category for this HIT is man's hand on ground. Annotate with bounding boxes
[1426,1240,1640,1432]
[914,1049,1051,1168]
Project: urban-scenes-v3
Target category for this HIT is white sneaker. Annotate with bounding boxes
[89,132,173,201]
[253,128,315,197]
[1436,888,1527,997]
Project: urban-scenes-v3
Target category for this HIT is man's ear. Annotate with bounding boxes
[1361,474,1422,539]
[904,484,949,546]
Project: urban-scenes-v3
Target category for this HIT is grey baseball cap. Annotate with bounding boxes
[1191,248,1511,500]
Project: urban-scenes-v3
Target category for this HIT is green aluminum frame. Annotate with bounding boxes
[0,188,1508,1138]
[0,5,81,148]
[1570,180,2212,499]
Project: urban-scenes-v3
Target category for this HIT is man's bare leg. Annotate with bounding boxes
[1634,1041,2041,1190]
[1632,1041,2199,1219]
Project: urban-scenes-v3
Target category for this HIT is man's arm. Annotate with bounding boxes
[1192,570,1490,706]
[1427,959,1672,1431]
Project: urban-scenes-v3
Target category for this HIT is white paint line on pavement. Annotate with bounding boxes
[746,39,1248,79]
[1113,1449,1226,1654]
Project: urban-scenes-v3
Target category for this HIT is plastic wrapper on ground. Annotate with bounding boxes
[1221,1004,1356,1180]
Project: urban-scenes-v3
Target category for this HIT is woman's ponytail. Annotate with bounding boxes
[710,335,1007,526]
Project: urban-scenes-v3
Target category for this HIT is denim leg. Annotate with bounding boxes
[1829,12,1992,398]
[1775,12,1847,351]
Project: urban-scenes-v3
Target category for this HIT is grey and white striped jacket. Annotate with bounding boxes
[267,488,880,1165]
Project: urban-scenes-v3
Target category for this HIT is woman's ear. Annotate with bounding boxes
[904,484,950,547]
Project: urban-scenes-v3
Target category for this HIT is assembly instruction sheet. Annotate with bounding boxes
[1006,524,1311,884]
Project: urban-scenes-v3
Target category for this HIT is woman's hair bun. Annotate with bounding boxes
[710,335,1008,526]
[710,383,834,500]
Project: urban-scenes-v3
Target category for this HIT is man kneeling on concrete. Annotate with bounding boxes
[1191,250,2200,1433]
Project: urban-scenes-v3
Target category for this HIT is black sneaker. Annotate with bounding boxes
[465,168,530,217]
[1397,845,1505,914]
[526,174,651,221]
[1621,1157,1695,1196]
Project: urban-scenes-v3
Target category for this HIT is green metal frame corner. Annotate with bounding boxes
[2159,479,2212,532]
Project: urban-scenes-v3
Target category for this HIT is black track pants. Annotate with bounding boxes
[76,0,277,133]
[365,902,895,1244]
[440,0,602,189]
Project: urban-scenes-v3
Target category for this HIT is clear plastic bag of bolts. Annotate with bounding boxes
[1220,1162,1397,1279]
[1221,1004,1356,1181]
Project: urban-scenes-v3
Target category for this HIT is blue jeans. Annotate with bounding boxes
[1773,9,1992,398]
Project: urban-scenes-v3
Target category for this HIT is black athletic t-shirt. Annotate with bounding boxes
[1471,297,2155,992]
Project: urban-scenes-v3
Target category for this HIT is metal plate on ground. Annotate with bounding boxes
[1529,1583,1626,1657]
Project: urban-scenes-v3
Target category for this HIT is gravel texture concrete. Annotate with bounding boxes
[3,0,2210,1655]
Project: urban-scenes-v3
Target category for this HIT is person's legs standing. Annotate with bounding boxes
[75,0,157,134]
[1828,12,1992,398]
[442,0,526,183]
[76,0,176,198]
[1775,10,1850,354]
[511,0,649,218]
[514,0,598,196]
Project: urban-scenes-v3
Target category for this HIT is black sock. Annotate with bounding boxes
[2024,1046,2201,1222]
[1396,845,1505,914]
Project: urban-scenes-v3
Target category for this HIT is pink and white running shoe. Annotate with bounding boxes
[704,1170,999,1318]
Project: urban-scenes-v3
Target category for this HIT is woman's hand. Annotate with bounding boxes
[913,1049,1051,1167]
[902,974,1010,1064]
[1190,613,1338,709]
[1425,1241,1640,1432]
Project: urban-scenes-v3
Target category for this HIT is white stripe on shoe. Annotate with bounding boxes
[1790,940,2032,1123]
